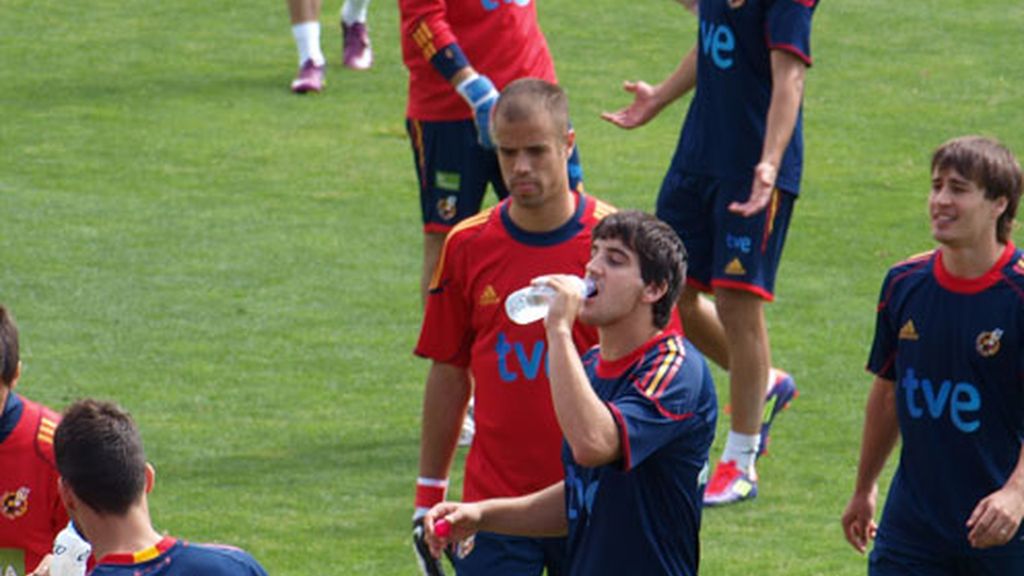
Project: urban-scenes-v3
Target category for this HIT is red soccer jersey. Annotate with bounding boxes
[416,192,614,501]
[0,395,68,576]
[400,0,557,121]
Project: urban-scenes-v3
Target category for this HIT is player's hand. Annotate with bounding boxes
[538,275,586,334]
[729,161,776,217]
[456,73,499,149]
[424,502,481,559]
[676,0,698,13]
[966,484,1024,549]
[601,81,663,129]
[841,487,878,554]
[413,516,448,576]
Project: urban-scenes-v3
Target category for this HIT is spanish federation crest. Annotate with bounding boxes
[1,487,30,520]
[976,328,1003,358]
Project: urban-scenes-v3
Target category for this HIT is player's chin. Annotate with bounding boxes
[579,305,601,327]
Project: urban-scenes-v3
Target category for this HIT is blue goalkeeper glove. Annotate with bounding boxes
[455,73,499,150]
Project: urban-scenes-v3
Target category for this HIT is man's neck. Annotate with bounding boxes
[507,189,576,233]
[939,238,1005,279]
[598,312,661,362]
[83,507,164,562]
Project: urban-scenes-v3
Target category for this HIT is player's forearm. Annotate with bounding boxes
[477,482,568,537]
[418,362,472,479]
[651,46,698,111]
[546,329,620,467]
[758,50,806,170]
[853,377,899,496]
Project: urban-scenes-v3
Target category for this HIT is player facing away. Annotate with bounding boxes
[841,136,1024,575]
[286,0,373,93]
[399,0,584,306]
[53,399,269,576]
[411,79,614,575]
[422,211,717,576]
[0,306,69,576]
[602,0,818,506]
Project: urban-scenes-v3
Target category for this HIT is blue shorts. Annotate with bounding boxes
[452,531,565,576]
[655,171,795,301]
[870,542,1024,576]
[407,118,584,234]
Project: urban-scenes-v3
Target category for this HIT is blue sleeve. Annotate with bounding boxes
[766,0,818,65]
[867,268,898,381]
[608,341,713,471]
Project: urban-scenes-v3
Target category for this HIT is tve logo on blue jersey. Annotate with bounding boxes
[900,368,981,433]
[495,332,547,382]
[481,0,529,12]
[700,20,735,70]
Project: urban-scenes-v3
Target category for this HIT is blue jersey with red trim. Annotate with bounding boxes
[90,537,268,576]
[674,0,818,193]
[416,192,614,502]
[868,243,1024,556]
[562,333,717,576]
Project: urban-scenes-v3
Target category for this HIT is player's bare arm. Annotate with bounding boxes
[424,482,568,557]
[842,376,900,554]
[418,362,472,480]
[967,445,1024,549]
[730,49,807,217]
[542,275,621,467]
[601,46,698,130]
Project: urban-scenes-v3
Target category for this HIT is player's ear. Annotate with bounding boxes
[565,128,576,157]
[144,463,156,494]
[642,280,668,305]
[9,361,20,389]
[58,477,77,513]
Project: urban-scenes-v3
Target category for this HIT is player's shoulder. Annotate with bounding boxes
[177,541,268,575]
[885,249,935,282]
[443,207,498,249]
[1001,246,1024,287]
[586,194,617,222]
[18,397,60,468]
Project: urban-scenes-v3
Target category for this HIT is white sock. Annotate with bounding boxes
[341,0,370,24]
[292,21,325,66]
[721,430,759,474]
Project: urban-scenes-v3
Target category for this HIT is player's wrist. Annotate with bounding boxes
[455,74,498,111]
[430,42,470,82]
[414,476,449,520]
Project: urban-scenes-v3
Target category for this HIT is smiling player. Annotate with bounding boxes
[842,136,1024,574]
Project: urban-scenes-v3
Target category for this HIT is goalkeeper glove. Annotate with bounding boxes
[455,73,499,150]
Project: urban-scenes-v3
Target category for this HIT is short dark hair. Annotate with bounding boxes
[0,306,19,387]
[492,78,570,143]
[592,211,687,328]
[932,135,1023,243]
[55,399,148,515]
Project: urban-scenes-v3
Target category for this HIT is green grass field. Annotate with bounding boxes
[3,0,1024,573]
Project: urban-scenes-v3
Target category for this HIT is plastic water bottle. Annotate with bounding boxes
[50,521,91,576]
[505,275,595,325]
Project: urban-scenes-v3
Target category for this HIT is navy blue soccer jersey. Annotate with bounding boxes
[90,536,268,576]
[674,0,818,193]
[868,243,1024,556]
[562,332,717,576]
